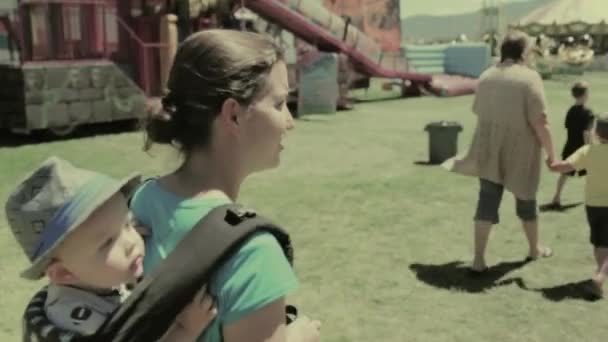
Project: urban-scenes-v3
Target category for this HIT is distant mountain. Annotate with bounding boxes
[401,0,552,41]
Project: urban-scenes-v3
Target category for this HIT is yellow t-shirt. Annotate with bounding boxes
[567,144,608,207]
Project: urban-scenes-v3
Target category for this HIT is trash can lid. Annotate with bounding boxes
[424,121,463,131]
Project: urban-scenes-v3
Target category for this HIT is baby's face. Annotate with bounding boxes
[55,193,145,289]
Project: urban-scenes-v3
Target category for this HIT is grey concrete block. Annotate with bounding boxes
[46,103,70,128]
[113,70,133,88]
[68,102,92,123]
[131,95,148,118]
[60,89,80,103]
[117,86,139,97]
[92,100,112,123]
[90,66,109,89]
[112,99,132,119]
[25,91,44,105]
[44,67,66,89]
[80,88,104,101]
[25,105,44,130]
[23,69,46,91]
[112,96,146,119]
[45,66,92,90]
[66,67,91,89]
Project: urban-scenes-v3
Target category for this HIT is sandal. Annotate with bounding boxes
[525,246,553,262]
[467,266,489,277]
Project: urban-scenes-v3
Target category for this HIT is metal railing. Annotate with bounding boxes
[13,0,168,96]
[114,14,168,96]
[18,0,108,60]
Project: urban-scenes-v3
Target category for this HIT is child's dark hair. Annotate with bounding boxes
[500,30,529,62]
[596,115,608,141]
[143,29,284,154]
[571,81,589,99]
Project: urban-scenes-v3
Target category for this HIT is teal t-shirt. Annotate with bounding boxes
[130,180,299,342]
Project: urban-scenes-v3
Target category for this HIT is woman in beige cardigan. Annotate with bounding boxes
[444,31,556,274]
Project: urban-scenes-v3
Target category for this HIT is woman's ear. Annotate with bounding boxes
[46,260,78,286]
[220,98,241,124]
[219,98,246,136]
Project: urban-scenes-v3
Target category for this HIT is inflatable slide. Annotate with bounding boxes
[243,0,479,97]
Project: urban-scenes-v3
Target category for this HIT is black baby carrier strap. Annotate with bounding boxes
[23,204,295,342]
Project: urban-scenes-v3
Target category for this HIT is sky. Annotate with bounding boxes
[400,0,532,18]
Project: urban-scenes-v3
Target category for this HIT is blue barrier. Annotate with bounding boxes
[445,43,491,78]
[403,43,491,78]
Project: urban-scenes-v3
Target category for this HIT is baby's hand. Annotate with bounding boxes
[175,285,217,336]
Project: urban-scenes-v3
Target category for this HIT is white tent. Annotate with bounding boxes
[518,0,607,26]
[514,0,608,35]
[512,0,608,51]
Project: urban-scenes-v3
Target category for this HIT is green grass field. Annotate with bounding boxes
[2,73,608,341]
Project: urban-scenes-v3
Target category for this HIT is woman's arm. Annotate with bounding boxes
[550,160,576,173]
[525,74,555,163]
[531,112,557,163]
[223,298,288,342]
[214,233,320,342]
[223,299,321,342]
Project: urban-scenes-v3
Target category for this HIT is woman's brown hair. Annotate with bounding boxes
[144,29,284,154]
[500,30,530,62]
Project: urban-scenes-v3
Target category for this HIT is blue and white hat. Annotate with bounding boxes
[4,157,140,280]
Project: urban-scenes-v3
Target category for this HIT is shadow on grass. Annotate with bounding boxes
[515,279,602,302]
[539,202,584,213]
[413,161,439,166]
[352,96,403,104]
[409,260,529,293]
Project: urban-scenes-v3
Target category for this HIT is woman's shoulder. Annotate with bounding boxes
[211,230,296,288]
[216,230,293,280]
[130,177,160,205]
[482,64,541,83]
[235,231,287,258]
[515,65,542,82]
[212,230,298,323]
[497,63,541,81]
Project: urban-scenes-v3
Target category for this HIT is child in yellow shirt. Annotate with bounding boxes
[550,115,608,298]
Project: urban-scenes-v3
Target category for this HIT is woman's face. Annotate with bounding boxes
[239,61,294,173]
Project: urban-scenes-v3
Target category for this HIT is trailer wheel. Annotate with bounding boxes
[49,124,77,137]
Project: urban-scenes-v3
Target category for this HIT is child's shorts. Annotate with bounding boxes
[562,147,587,177]
[566,169,587,177]
[586,206,608,248]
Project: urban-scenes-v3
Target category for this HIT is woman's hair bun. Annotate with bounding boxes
[143,93,178,148]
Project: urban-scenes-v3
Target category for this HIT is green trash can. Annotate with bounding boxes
[424,121,463,164]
